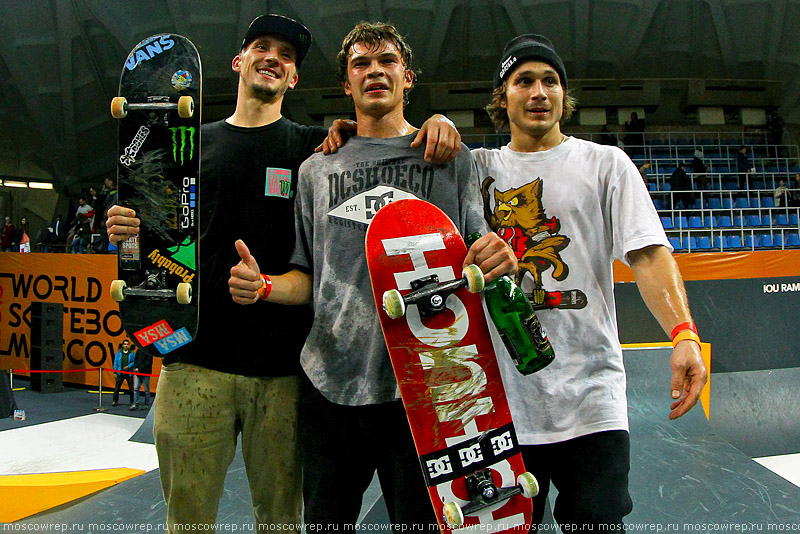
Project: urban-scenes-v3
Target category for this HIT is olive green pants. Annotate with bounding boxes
[153,363,301,533]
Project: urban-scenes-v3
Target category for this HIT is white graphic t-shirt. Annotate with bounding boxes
[473,137,670,444]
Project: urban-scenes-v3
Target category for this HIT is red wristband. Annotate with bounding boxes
[670,321,698,341]
[258,274,272,300]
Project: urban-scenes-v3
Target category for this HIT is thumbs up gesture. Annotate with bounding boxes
[229,239,263,305]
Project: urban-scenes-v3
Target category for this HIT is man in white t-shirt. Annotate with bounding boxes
[472,34,708,530]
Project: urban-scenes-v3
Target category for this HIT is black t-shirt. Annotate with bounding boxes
[162,118,326,376]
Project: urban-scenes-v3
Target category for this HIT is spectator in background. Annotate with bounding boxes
[670,162,693,210]
[112,340,135,407]
[638,161,652,187]
[791,173,800,207]
[35,225,54,253]
[774,179,789,207]
[17,217,30,253]
[600,124,618,147]
[97,177,117,253]
[52,215,66,251]
[691,150,708,190]
[624,111,645,151]
[71,197,94,253]
[736,146,754,187]
[767,111,784,146]
[88,187,100,229]
[130,347,153,411]
[1,217,15,251]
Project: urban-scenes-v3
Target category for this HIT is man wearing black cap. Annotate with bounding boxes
[473,34,707,530]
[107,15,325,532]
[107,14,463,533]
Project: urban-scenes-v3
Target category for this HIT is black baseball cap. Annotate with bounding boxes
[494,34,567,89]
[240,15,312,68]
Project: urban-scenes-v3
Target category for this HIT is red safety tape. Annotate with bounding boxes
[10,368,159,377]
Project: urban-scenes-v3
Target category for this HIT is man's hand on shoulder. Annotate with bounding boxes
[315,119,357,155]
[411,114,461,165]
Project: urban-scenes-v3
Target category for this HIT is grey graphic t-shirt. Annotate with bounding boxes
[291,134,488,406]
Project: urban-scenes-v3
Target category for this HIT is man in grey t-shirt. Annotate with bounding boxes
[229,21,517,529]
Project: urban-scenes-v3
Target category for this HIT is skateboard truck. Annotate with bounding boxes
[382,264,484,319]
[443,470,539,528]
[110,270,192,304]
[111,95,194,119]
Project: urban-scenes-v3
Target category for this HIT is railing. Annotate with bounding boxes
[657,197,800,252]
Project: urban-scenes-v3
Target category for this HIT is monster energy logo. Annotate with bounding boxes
[170,126,195,164]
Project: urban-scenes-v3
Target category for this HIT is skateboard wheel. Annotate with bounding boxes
[110,280,127,302]
[110,97,127,119]
[462,264,484,293]
[382,289,405,319]
[176,283,192,304]
[177,95,194,118]
[443,501,465,528]
[518,471,539,499]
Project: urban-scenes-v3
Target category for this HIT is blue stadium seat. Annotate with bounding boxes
[746,234,756,248]
[660,217,674,229]
[648,183,657,192]
[708,216,718,228]
[788,233,800,247]
[652,198,665,210]
[761,196,775,208]
[724,181,738,190]
[678,216,689,229]
[747,215,761,227]
[660,183,672,191]
[713,235,723,249]
[790,213,799,226]
[735,197,750,208]
[727,235,743,248]
[761,215,772,227]
[773,234,783,248]
[719,215,732,228]
[686,236,697,251]
[689,216,703,228]
[759,234,774,248]
[722,197,733,209]
[669,237,683,250]
[749,197,760,208]
[752,181,765,190]
[708,197,722,209]
[776,213,790,226]
[733,215,744,228]
[697,236,712,249]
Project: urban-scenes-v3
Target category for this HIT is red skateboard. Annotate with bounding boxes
[366,199,536,531]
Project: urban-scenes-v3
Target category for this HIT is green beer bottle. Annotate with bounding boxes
[466,233,555,375]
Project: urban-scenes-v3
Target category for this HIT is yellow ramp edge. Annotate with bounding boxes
[622,342,712,420]
[0,467,145,523]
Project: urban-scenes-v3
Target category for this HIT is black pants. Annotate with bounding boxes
[522,430,633,532]
[112,373,134,404]
[299,381,438,532]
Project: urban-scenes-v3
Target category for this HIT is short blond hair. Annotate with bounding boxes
[485,81,576,132]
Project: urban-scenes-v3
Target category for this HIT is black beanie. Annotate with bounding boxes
[494,34,567,89]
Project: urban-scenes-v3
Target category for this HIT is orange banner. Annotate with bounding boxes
[0,252,160,390]
[613,249,800,283]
